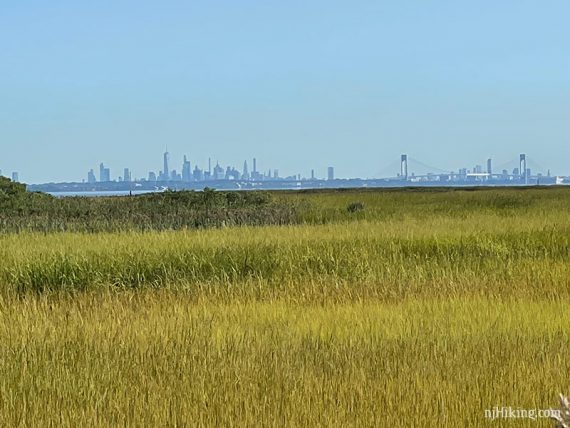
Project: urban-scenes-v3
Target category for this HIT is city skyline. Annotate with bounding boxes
[4,149,563,187]
[2,1,570,184]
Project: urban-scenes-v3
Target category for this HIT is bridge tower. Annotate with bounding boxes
[400,154,408,180]
[519,154,527,184]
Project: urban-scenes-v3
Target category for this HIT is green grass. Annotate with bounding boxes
[1,187,570,426]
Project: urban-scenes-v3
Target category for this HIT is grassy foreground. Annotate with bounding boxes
[1,187,570,426]
[1,293,568,426]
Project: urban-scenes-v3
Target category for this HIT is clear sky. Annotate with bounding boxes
[1,0,569,183]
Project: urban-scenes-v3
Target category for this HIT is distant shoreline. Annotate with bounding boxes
[28,176,569,196]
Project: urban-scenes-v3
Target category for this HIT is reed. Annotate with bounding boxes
[0,186,569,426]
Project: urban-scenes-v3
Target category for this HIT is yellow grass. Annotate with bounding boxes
[1,188,569,426]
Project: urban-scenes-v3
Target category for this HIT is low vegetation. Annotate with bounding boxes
[0,178,295,232]
[0,181,569,426]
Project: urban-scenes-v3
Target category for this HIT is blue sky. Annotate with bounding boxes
[1,0,569,183]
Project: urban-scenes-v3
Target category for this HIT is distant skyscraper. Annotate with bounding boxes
[99,163,111,182]
[251,158,260,180]
[163,149,170,181]
[213,162,224,180]
[327,167,334,181]
[123,168,131,182]
[193,165,204,181]
[520,154,527,183]
[11,172,19,182]
[242,160,249,180]
[487,158,492,175]
[182,155,191,182]
[148,171,157,182]
[311,169,315,180]
[170,170,180,181]
[87,169,97,183]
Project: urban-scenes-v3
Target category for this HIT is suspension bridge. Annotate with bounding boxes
[373,153,562,186]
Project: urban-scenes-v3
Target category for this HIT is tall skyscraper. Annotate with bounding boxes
[99,163,111,182]
[87,169,97,183]
[213,162,224,180]
[327,167,335,181]
[182,155,191,182]
[193,165,204,181]
[242,160,249,180]
[520,154,527,183]
[123,168,131,182]
[160,149,170,181]
[487,158,492,175]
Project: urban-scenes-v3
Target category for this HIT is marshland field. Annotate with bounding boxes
[1,180,569,426]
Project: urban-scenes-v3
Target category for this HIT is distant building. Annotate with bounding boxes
[193,165,204,181]
[225,166,240,180]
[12,172,19,182]
[327,167,334,181]
[213,162,224,180]
[182,156,192,182]
[148,171,157,182]
[123,168,131,182]
[160,150,170,181]
[251,158,263,180]
[242,160,249,180]
[170,170,181,181]
[99,163,111,182]
[87,169,97,183]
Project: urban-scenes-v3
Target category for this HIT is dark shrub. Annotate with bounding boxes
[347,202,365,213]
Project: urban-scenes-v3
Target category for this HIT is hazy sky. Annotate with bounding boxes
[1,0,569,183]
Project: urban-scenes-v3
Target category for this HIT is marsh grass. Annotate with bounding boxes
[1,187,570,426]
[0,293,568,426]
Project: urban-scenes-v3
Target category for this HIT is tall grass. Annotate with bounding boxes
[0,293,568,426]
[1,187,570,426]
[1,213,569,298]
